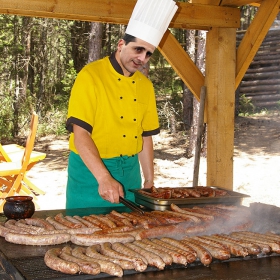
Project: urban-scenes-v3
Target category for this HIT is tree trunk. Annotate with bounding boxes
[183,29,196,130]
[21,17,32,100]
[196,30,207,158]
[88,22,103,63]
[12,16,20,137]
[71,21,90,72]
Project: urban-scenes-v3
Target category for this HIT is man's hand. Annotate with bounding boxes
[98,174,124,203]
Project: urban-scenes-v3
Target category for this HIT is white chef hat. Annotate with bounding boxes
[125,0,178,47]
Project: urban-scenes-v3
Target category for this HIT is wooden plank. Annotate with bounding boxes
[0,0,240,29]
[158,30,204,100]
[205,27,236,191]
[220,0,262,7]
[235,0,280,88]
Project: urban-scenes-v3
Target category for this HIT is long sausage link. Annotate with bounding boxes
[15,220,46,234]
[72,246,123,277]
[60,246,100,275]
[134,239,173,265]
[5,232,71,245]
[125,242,165,270]
[44,248,79,274]
[82,216,109,229]
[187,237,231,261]
[197,235,248,257]
[213,234,261,255]
[182,238,213,266]
[46,217,69,230]
[111,242,148,271]
[54,213,82,229]
[73,215,101,229]
[85,244,134,270]
[230,232,276,253]
[154,238,196,263]
[161,237,197,263]
[64,216,87,228]
[25,218,56,230]
[100,242,146,272]
[110,211,134,226]
[150,238,188,265]
[89,214,117,228]
[4,220,38,234]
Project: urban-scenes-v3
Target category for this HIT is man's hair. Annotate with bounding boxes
[122,33,136,45]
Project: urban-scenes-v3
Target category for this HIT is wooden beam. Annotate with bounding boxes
[205,27,236,190]
[220,0,262,7]
[158,30,205,100]
[235,0,280,88]
[0,0,240,30]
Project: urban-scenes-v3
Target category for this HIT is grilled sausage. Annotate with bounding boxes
[188,237,231,260]
[15,220,46,234]
[212,234,261,255]
[200,235,248,257]
[135,224,186,240]
[125,242,166,270]
[60,246,100,275]
[73,215,101,229]
[133,239,173,265]
[86,244,133,270]
[71,232,134,246]
[171,204,214,222]
[64,216,87,228]
[83,215,110,229]
[230,232,278,253]
[90,214,117,228]
[111,242,147,272]
[46,217,69,230]
[151,211,186,224]
[182,238,213,266]
[44,248,79,274]
[152,238,196,264]
[164,210,201,223]
[100,242,147,272]
[150,239,188,265]
[112,242,148,264]
[25,217,56,230]
[5,232,71,245]
[93,226,133,235]
[54,213,82,229]
[73,246,123,277]
[0,223,15,237]
[4,219,38,234]
[160,237,197,263]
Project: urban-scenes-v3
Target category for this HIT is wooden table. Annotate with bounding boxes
[0,144,46,170]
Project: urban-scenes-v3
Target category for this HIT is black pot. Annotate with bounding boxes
[3,196,35,220]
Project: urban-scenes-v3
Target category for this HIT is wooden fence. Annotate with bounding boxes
[236,27,280,109]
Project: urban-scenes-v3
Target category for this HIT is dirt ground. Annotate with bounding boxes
[25,111,280,210]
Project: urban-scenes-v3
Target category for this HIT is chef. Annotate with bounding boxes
[65,0,178,209]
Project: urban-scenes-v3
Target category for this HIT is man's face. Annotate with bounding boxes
[116,38,155,76]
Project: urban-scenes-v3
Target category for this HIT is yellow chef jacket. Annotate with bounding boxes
[66,55,160,158]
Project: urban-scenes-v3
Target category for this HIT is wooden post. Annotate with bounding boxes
[193,86,206,187]
[205,28,236,190]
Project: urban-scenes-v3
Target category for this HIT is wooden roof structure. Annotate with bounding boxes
[0,0,279,190]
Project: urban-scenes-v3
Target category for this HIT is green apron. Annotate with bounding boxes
[66,152,141,209]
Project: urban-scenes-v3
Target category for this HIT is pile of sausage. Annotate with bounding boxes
[0,204,253,246]
[138,186,228,199]
[44,231,280,276]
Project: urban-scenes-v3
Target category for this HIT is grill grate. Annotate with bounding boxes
[10,256,113,280]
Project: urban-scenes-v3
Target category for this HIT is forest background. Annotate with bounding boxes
[1,5,271,153]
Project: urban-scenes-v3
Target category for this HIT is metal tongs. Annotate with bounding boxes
[119,196,145,215]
